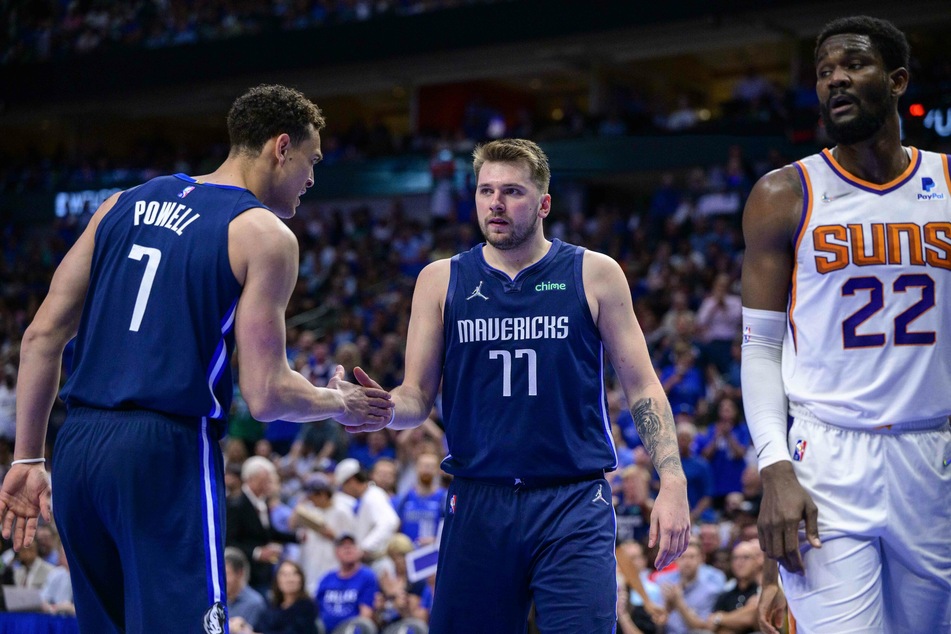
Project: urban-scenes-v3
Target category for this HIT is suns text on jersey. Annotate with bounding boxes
[456,316,569,343]
[133,200,201,236]
[812,221,951,273]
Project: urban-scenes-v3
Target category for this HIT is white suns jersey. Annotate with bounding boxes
[784,147,951,428]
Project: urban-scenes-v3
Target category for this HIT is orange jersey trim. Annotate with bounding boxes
[789,161,815,351]
[820,147,919,192]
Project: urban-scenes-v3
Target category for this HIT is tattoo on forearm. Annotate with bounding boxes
[630,398,683,478]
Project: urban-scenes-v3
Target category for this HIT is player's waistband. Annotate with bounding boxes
[789,403,950,434]
[456,471,605,489]
[66,404,220,430]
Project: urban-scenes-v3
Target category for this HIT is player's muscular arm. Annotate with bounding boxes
[584,252,689,568]
[741,166,800,313]
[387,260,450,430]
[231,210,391,424]
[741,168,820,574]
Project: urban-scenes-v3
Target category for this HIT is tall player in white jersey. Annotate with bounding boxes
[741,16,951,634]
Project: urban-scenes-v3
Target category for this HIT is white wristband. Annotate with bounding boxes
[11,458,46,466]
[387,408,396,427]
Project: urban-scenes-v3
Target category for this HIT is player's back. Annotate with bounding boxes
[61,174,265,422]
[440,239,617,480]
[786,148,951,427]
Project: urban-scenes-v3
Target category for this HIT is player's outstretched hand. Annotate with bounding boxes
[0,464,52,551]
[327,365,393,431]
[649,476,690,570]
[757,558,787,634]
[758,461,821,574]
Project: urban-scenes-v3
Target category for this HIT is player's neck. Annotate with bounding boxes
[831,120,908,185]
[193,155,259,193]
[483,236,552,279]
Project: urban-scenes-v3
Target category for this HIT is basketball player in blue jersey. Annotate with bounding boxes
[0,84,393,633]
[346,138,690,633]
[741,17,951,634]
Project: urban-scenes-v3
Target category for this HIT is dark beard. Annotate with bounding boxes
[820,84,892,145]
[481,213,539,250]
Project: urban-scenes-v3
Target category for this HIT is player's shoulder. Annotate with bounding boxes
[230,207,297,249]
[744,165,804,236]
[418,257,452,284]
[581,249,625,282]
[749,164,803,203]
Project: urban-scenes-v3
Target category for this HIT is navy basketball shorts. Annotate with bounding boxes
[52,406,228,634]
[429,475,617,634]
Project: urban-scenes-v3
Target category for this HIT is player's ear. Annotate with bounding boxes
[538,193,552,219]
[275,133,292,164]
[889,67,909,99]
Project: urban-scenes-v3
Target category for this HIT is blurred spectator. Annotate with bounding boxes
[258,560,319,634]
[616,540,666,633]
[369,457,400,502]
[697,522,724,566]
[227,456,298,595]
[374,533,431,632]
[657,540,726,634]
[225,547,267,632]
[394,451,446,547]
[291,473,357,595]
[659,343,705,416]
[695,273,742,373]
[614,465,653,545]
[349,429,398,470]
[40,541,74,615]
[316,534,379,634]
[10,540,54,589]
[696,397,750,508]
[334,458,400,561]
[674,421,714,524]
[0,364,15,442]
[34,523,59,566]
[671,540,763,633]
[707,540,763,632]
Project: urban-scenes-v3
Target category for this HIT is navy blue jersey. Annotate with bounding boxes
[61,174,265,422]
[440,239,617,480]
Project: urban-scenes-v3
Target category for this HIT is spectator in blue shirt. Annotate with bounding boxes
[659,344,706,416]
[695,397,750,508]
[656,540,726,634]
[395,451,447,546]
[316,534,378,633]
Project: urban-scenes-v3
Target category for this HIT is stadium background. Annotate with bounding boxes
[0,0,950,631]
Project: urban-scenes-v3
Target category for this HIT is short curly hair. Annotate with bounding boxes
[227,84,326,155]
[472,138,551,194]
[815,16,910,72]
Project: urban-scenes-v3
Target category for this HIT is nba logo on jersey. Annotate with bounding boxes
[793,439,807,462]
[449,494,457,514]
[743,325,752,344]
[179,185,196,198]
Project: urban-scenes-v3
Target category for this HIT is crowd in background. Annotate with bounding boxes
[2,5,948,630]
[0,131,771,630]
[1,0,517,65]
